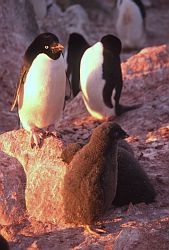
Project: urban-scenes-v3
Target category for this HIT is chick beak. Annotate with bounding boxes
[123,132,129,139]
[51,43,64,53]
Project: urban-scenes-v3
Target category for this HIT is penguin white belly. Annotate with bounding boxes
[80,42,115,119]
[116,0,145,49]
[18,53,66,131]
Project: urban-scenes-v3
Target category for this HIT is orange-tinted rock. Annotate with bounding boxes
[0,129,68,225]
[0,151,26,225]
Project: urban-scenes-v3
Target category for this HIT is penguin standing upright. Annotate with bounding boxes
[115,0,146,50]
[80,34,140,120]
[11,33,69,148]
[66,33,89,97]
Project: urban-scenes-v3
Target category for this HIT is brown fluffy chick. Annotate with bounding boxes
[62,122,128,235]
[113,146,156,206]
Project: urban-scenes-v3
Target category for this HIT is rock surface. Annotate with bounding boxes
[0,151,26,226]
[0,130,68,225]
[0,1,39,132]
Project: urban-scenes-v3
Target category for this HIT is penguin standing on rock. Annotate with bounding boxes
[66,33,89,97]
[62,122,128,235]
[80,34,141,120]
[115,0,146,50]
[11,33,69,148]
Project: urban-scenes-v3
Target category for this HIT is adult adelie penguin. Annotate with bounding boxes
[62,122,128,235]
[80,34,140,120]
[115,0,146,50]
[11,33,69,148]
[66,33,89,97]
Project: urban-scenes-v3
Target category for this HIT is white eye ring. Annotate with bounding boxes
[45,45,49,49]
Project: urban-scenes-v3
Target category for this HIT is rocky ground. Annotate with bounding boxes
[0,1,169,249]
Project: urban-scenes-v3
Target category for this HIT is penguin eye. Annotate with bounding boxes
[45,45,49,49]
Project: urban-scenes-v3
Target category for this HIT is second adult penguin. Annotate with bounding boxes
[80,34,140,120]
[11,33,69,148]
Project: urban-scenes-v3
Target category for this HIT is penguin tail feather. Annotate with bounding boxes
[115,103,142,116]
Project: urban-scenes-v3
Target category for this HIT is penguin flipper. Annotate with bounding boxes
[115,103,142,116]
[103,80,114,108]
[63,72,72,110]
[10,65,28,111]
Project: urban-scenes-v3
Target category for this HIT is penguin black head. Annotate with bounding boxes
[25,32,64,63]
[107,122,129,140]
[101,34,122,56]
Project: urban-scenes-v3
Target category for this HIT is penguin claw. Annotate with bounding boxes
[46,125,62,139]
[84,225,107,237]
[30,130,44,149]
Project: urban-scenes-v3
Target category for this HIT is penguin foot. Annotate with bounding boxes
[84,225,107,237]
[30,129,45,149]
[46,124,62,138]
[115,103,142,116]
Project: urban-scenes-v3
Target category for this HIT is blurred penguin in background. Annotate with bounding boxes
[66,33,89,97]
[115,0,146,50]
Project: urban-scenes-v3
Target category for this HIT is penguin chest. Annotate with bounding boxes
[19,54,66,129]
[80,42,115,119]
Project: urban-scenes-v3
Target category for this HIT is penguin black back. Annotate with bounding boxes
[62,122,128,225]
[101,34,123,110]
[67,33,89,97]
[113,147,156,206]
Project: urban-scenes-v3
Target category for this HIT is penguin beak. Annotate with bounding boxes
[121,131,129,139]
[124,133,129,139]
[51,43,64,53]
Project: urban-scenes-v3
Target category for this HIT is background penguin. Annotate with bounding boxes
[113,145,156,206]
[66,33,89,97]
[115,0,146,50]
[62,122,128,235]
[0,235,10,250]
[11,32,70,148]
[80,34,140,120]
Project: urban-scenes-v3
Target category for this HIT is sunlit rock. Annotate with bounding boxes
[0,151,26,225]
